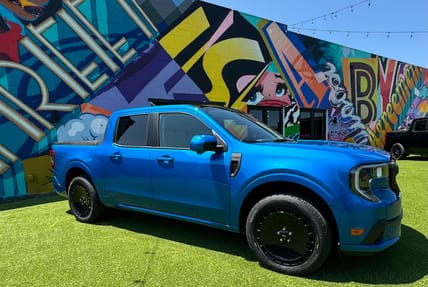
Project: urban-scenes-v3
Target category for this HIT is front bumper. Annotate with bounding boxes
[339,209,402,254]
[338,160,402,254]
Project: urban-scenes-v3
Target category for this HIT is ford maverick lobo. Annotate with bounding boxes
[51,104,402,275]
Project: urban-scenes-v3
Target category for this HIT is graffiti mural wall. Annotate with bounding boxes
[0,0,427,199]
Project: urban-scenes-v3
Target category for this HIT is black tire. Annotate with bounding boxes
[68,176,105,223]
[390,143,406,160]
[246,194,331,276]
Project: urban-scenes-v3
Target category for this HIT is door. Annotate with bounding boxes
[101,114,153,207]
[300,109,327,140]
[150,112,230,224]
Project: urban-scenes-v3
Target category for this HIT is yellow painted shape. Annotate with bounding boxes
[22,155,54,194]
[160,7,210,59]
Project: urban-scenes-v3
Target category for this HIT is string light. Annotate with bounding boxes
[288,0,428,39]
[286,28,428,39]
[291,0,370,26]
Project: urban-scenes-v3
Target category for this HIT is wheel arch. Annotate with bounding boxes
[65,166,92,194]
[238,181,339,248]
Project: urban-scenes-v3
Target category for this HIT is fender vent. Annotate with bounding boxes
[230,153,242,177]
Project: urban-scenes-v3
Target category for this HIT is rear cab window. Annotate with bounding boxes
[115,114,149,146]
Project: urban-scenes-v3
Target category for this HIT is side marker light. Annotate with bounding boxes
[351,228,365,236]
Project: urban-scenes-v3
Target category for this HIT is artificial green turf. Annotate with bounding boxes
[0,158,427,287]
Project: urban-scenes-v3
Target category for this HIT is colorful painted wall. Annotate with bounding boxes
[0,0,427,199]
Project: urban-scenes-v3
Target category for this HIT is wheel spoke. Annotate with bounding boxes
[257,208,315,266]
[71,183,91,218]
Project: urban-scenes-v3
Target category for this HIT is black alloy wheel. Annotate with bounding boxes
[246,194,331,275]
[68,176,105,223]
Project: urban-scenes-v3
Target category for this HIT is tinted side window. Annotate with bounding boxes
[115,114,149,146]
[159,113,212,148]
[414,120,427,131]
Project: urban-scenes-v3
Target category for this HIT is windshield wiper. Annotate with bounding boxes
[243,138,289,143]
[242,139,269,143]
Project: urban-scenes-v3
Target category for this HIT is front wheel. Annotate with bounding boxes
[68,176,105,223]
[246,194,331,275]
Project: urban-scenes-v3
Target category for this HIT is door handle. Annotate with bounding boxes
[109,152,122,160]
[156,155,174,164]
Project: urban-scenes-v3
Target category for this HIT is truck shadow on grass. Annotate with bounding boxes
[0,194,64,211]
[97,209,255,261]
[98,209,427,284]
[309,225,428,284]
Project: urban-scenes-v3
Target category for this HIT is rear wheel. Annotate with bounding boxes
[390,143,405,160]
[246,194,331,275]
[68,176,105,223]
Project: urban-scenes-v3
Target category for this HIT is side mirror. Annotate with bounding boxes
[190,135,221,154]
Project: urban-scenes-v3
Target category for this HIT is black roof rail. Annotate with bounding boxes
[148,98,225,106]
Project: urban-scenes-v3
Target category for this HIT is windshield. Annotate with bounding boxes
[202,106,287,142]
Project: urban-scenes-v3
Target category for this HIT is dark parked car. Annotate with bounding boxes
[384,117,428,159]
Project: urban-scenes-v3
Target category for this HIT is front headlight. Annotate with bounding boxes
[350,164,389,202]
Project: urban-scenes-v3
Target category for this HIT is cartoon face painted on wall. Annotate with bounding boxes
[246,72,293,107]
[242,71,300,139]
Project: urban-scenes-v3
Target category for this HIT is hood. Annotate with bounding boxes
[252,140,391,165]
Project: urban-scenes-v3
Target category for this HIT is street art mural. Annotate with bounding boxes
[0,0,427,199]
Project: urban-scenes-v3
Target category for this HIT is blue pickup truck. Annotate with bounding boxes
[51,104,402,275]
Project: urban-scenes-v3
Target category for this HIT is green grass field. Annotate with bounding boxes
[1,158,427,287]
